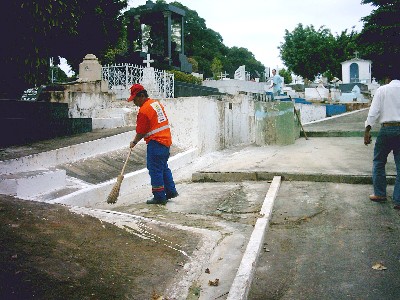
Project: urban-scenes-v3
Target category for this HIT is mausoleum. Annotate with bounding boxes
[125,0,192,73]
[341,53,372,84]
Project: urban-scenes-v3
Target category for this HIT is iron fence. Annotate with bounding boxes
[102,63,174,99]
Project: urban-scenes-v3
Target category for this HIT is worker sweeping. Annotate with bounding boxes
[128,84,178,204]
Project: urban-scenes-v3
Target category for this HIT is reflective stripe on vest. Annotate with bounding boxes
[144,124,170,138]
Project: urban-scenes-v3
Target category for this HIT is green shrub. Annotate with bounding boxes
[168,70,202,85]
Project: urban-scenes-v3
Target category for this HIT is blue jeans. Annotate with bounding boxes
[373,126,400,204]
[147,140,177,200]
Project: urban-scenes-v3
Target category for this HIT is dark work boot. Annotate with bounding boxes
[166,191,179,200]
[146,198,167,205]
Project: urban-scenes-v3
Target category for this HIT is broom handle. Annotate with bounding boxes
[294,108,309,140]
[120,148,133,176]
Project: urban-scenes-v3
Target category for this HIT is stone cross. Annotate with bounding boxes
[354,51,359,59]
[143,53,154,67]
[218,71,229,80]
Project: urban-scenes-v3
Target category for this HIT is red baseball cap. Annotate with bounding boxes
[127,84,145,102]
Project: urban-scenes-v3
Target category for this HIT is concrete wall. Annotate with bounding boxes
[295,103,326,124]
[47,81,137,130]
[255,102,299,146]
[163,94,255,155]
[202,79,268,95]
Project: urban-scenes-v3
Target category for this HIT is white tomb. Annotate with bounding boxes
[234,65,246,81]
[341,52,372,84]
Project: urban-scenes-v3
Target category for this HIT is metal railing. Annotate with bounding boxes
[102,63,174,99]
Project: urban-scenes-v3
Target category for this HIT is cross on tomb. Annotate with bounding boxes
[218,71,229,80]
[354,51,359,59]
[143,53,154,67]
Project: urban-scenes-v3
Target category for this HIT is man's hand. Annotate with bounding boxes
[364,126,372,145]
[130,141,137,148]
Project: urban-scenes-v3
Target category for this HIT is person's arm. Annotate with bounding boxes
[130,112,149,148]
[130,133,145,148]
[364,88,382,145]
[364,125,372,145]
[365,89,382,128]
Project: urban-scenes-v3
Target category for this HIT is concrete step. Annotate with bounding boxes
[0,169,66,199]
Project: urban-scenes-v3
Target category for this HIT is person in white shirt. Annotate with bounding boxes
[269,69,282,100]
[364,78,400,210]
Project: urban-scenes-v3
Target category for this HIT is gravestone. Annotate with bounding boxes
[140,53,159,95]
[234,66,246,80]
[305,83,329,101]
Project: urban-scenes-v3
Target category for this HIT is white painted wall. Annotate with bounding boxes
[305,85,329,101]
[202,79,268,95]
[163,94,255,155]
[295,103,326,124]
[68,92,111,118]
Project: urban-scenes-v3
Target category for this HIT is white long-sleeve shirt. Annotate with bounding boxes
[365,80,400,127]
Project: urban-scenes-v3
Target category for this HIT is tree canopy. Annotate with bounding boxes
[171,2,265,79]
[357,0,400,80]
[279,24,358,80]
[0,0,127,98]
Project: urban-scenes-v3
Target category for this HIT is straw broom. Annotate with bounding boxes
[107,148,132,204]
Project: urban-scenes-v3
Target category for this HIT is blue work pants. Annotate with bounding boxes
[373,126,400,204]
[147,140,177,200]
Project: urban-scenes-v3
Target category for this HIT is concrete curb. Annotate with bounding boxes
[0,131,135,175]
[192,171,396,185]
[227,176,281,300]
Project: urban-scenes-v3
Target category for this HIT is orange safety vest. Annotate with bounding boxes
[138,99,172,147]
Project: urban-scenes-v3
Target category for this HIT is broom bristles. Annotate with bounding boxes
[107,175,124,204]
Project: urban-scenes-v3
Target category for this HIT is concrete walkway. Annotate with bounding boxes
[2,109,400,299]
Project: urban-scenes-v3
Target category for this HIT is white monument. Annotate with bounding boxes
[305,82,329,101]
[234,65,246,80]
[140,53,158,95]
[341,52,372,84]
[78,54,102,82]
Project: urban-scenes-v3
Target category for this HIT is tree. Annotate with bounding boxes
[187,57,199,73]
[0,0,127,98]
[279,24,338,80]
[170,2,265,78]
[210,58,223,79]
[357,0,400,80]
[331,28,360,77]
[223,47,265,81]
[279,68,292,85]
[279,24,360,81]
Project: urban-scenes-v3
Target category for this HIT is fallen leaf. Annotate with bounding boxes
[372,263,387,270]
[208,278,219,286]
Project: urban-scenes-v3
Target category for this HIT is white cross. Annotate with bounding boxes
[218,71,229,79]
[143,53,154,68]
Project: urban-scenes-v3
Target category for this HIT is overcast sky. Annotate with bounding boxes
[127,0,375,69]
